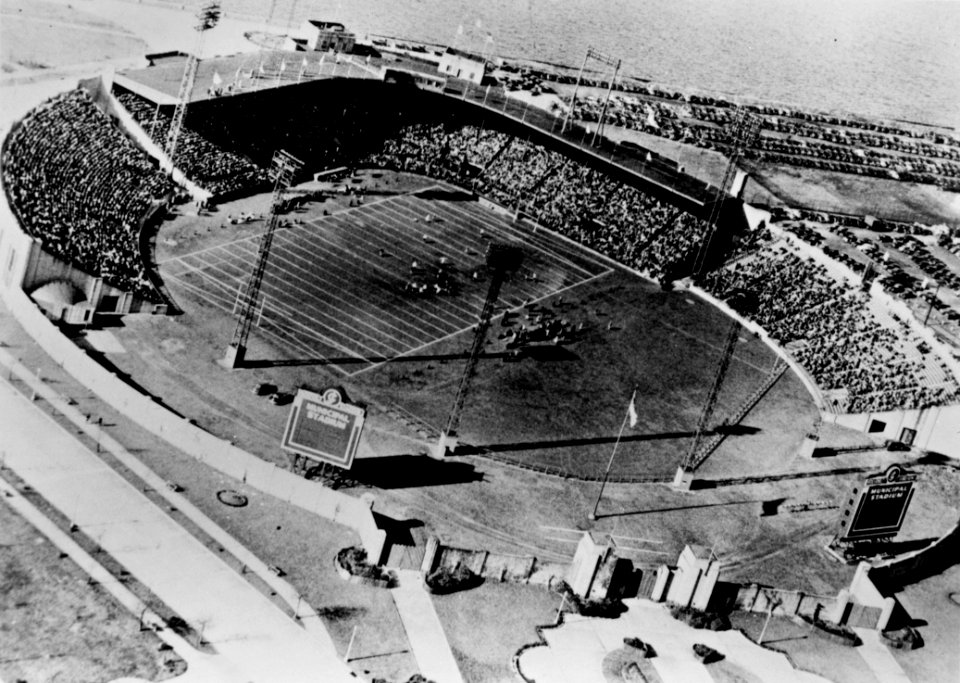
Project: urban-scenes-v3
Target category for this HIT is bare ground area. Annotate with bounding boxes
[0,0,146,77]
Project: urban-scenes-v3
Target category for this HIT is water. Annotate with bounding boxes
[152,0,960,129]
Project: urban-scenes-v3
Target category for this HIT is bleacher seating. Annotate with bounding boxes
[3,89,174,301]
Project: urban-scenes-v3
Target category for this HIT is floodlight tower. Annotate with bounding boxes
[690,107,761,278]
[222,150,303,369]
[561,47,621,138]
[674,319,740,488]
[165,1,221,167]
[436,243,524,457]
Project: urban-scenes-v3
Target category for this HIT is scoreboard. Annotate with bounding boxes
[281,388,365,469]
[838,465,916,541]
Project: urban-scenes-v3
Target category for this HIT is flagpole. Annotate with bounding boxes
[589,387,637,520]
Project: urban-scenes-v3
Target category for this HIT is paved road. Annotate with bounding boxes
[0,377,355,683]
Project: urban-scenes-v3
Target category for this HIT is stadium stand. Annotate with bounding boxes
[114,88,272,198]
[362,122,711,281]
[363,122,960,413]
[702,243,960,413]
[2,89,174,301]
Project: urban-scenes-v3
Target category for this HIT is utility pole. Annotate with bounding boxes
[691,107,761,278]
[165,2,221,168]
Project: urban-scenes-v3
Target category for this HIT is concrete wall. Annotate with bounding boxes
[869,514,960,587]
[421,536,539,583]
[734,583,832,621]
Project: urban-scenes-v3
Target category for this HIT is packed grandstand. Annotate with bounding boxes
[2,80,958,419]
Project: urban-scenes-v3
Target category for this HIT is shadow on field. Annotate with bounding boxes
[242,346,578,368]
[600,497,764,519]
[460,425,759,454]
[350,454,484,489]
[413,188,475,201]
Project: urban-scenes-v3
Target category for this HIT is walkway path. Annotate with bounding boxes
[520,599,834,683]
[854,628,912,683]
[0,377,354,682]
[391,569,465,683]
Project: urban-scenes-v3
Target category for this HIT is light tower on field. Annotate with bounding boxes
[436,243,524,457]
[561,47,621,141]
[222,150,303,369]
[165,1,221,167]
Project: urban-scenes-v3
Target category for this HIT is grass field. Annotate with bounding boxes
[162,185,612,375]
[158,170,807,482]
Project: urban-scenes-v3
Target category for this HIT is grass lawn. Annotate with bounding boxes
[0,494,177,683]
[432,581,559,683]
[745,163,960,225]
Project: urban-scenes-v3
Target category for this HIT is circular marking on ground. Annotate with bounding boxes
[949,592,960,607]
[217,489,248,507]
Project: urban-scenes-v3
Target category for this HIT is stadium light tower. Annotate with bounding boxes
[222,150,303,369]
[165,1,221,167]
[436,243,524,457]
[675,319,741,488]
[561,47,620,137]
[690,107,761,278]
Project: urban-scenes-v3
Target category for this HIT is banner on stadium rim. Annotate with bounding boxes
[281,388,365,470]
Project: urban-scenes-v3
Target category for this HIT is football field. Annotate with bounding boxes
[161,187,613,375]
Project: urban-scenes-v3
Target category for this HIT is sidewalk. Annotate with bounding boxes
[519,599,835,683]
[0,377,354,683]
[391,569,465,683]
[854,628,912,683]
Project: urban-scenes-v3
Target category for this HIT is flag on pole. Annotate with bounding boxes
[258,62,265,75]
[279,59,287,72]
[212,71,223,86]
[627,394,638,428]
[302,57,308,68]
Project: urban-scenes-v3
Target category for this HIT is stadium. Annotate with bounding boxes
[2,10,960,683]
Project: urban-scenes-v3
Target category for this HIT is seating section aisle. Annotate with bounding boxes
[3,89,174,301]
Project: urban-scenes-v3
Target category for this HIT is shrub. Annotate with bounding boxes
[424,564,482,594]
[669,605,731,631]
[336,546,395,586]
[580,596,627,618]
[692,643,723,664]
[881,626,923,650]
[623,637,656,658]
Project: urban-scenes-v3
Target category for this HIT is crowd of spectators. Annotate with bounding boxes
[361,121,960,413]
[2,89,174,301]
[115,89,272,199]
[363,122,710,281]
[702,244,960,412]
